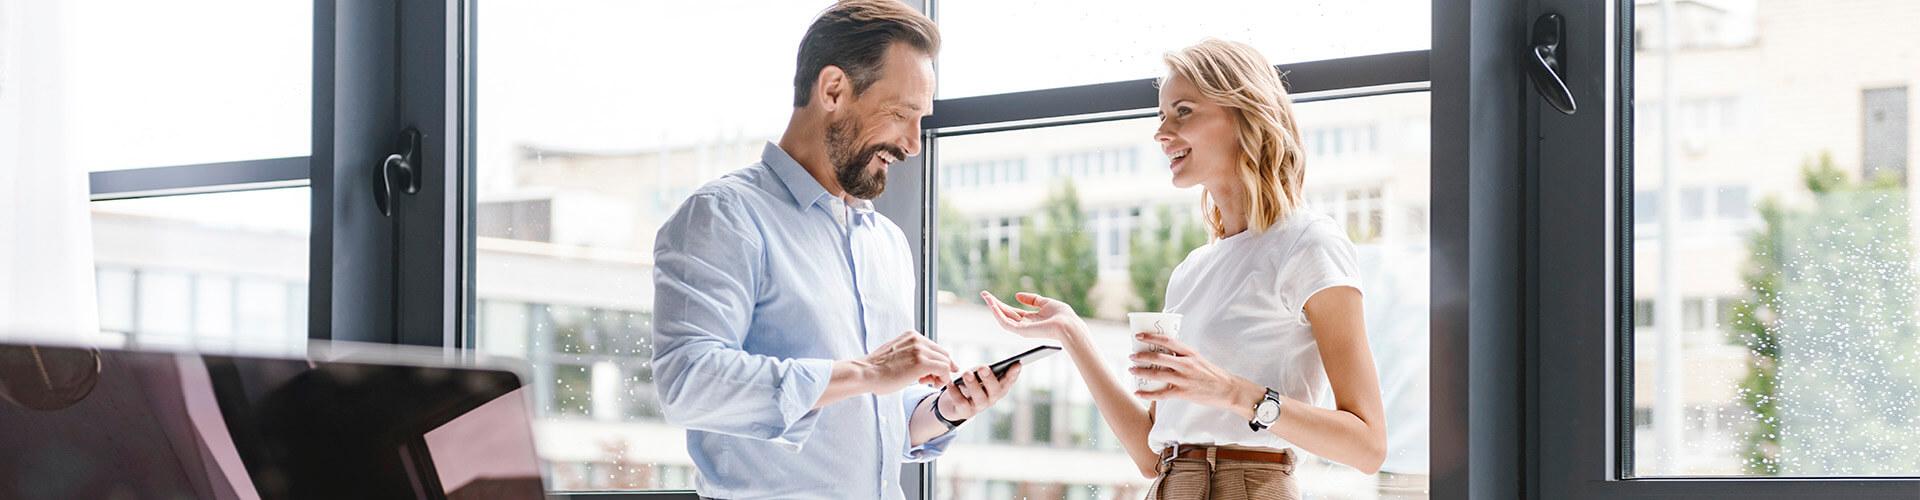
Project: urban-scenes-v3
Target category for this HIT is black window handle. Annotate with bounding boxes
[1529,13,1578,115]
[375,128,422,217]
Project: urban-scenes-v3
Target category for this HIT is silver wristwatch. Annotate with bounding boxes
[1248,387,1282,432]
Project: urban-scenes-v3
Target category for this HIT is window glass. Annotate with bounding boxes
[472,0,835,490]
[89,188,310,352]
[936,0,1430,98]
[933,92,1430,498]
[52,0,310,171]
[1632,0,1920,476]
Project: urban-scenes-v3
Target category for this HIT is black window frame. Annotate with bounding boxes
[1531,0,1920,498]
[76,0,1552,498]
[85,0,473,395]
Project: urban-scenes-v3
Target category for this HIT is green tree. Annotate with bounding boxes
[1732,152,1920,475]
[1128,205,1208,313]
[935,200,983,298]
[977,182,1099,315]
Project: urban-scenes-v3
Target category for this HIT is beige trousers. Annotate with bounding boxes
[1144,449,1300,500]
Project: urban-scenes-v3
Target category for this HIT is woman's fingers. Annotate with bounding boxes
[980,292,1009,316]
[1133,385,1182,401]
[1128,350,1193,371]
[1015,292,1046,307]
[981,293,1024,325]
[1134,332,1196,356]
[985,291,1062,337]
[1128,364,1190,384]
[983,292,1030,319]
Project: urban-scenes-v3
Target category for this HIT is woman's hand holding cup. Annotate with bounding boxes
[1128,330,1261,413]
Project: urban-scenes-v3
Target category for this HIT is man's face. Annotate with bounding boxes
[825,44,935,200]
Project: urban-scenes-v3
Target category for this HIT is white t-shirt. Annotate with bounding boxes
[1147,211,1363,453]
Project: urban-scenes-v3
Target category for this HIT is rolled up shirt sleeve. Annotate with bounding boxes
[651,192,835,451]
[901,384,959,462]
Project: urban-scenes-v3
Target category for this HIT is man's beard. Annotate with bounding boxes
[825,117,902,200]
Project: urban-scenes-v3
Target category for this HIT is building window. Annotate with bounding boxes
[477,199,554,242]
[1682,297,1706,331]
[1635,299,1656,328]
[1714,185,1751,221]
[88,188,310,351]
[1863,87,1909,184]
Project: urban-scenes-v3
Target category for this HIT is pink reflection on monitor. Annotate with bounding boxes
[423,385,543,497]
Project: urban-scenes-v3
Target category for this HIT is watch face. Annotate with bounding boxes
[1255,401,1280,423]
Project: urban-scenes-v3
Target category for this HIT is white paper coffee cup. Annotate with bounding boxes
[1127,312,1183,392]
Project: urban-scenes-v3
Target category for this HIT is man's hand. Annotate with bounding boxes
[937,362,1023,420]
[861,330,961,392]
[818,331,957,409]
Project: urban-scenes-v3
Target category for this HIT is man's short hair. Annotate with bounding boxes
[792,0,940,107]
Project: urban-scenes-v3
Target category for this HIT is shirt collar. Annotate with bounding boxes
[763,142,832,210]
[763,141,880,224]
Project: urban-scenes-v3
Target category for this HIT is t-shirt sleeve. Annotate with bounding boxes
[1276,220,1364,316]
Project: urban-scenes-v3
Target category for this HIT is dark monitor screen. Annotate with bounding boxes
[0,343,545,500]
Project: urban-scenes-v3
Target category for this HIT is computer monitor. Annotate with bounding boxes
[0,342,545,500]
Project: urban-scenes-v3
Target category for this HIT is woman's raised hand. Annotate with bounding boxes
[980,291,1086,342]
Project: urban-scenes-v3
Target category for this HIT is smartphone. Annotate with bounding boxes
[953,345,1060,387]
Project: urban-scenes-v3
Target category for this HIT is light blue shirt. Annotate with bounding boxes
[651,142,955,499]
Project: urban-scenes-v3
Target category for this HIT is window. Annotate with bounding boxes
[476,199,554,242]
[936,0,1429,97]
[933,92,1431,498]
[1679,186,1706,221]
[1629,0,1920,478]
[57,1,310,171]
[1635,190,1660,226]
[471,0,836,491]
[1714,185,1750,221]
[89,188,310,352]
[1862,87,1909,183]
[1635,300,1656,328]
[1681,298,1705,332]
[44,1,315,353]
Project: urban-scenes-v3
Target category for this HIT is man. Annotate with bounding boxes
[650,2,1022,499]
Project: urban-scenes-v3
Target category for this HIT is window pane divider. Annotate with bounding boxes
[925,50,1430,131]
[88,156,310,201]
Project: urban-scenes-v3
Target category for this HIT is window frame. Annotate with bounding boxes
[1531,0,1920,497]
[75,0,1530,498]
[84,0,469,374]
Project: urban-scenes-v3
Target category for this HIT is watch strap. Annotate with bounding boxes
[932,392,966,430]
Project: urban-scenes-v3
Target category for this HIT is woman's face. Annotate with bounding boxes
[1154,74,1240,191]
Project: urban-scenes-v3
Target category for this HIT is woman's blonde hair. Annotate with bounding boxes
[1162,39,1306,239]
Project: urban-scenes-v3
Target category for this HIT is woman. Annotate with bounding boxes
[982,39,1386,499]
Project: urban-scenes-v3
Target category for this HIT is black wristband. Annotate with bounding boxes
[931,392,967,430]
